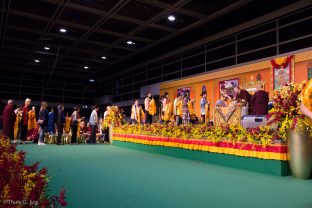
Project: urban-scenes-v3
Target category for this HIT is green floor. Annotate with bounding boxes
[18,144,312,208]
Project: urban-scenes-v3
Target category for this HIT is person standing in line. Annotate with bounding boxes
[47,107,55,134]
[27,106,37,141]
[103,106,111,143]
[21,98,31,144]
[13,104,23,143]
[89,105,99,144]
[131,100,139,123]
[173,93,180,122]
[38,102,48,145]
[144,92,153,124]
[175,94,183,126]
[182,91,190,125]
[56,104,65,145]
[2,100,16,140]
[70,107,80,144]
[200,91,210,123]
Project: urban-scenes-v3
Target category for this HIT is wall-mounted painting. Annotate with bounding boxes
[219,78,239,98]
[271,55,293,90]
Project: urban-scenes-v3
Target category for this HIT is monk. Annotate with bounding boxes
[21,98,31,144]
[2,100,16,140]
[251,85,269,115]
[234,86,251,106]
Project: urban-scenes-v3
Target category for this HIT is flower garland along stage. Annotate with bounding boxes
[113,81,312,162]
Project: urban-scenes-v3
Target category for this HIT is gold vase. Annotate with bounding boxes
[287,123,312,179]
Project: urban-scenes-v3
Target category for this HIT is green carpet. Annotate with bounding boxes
[18,144,312,208]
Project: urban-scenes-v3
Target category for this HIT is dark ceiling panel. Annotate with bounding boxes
[87,32,119,44]
[116,0,163,21]
[10,0,59,18]
[8,15,47,31]
[100,18,140,33]
[59,7,102,26]
[182,0,238,16]
[136,27,171,40]
[70,0,119,12]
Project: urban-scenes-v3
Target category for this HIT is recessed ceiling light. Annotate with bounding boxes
[44,47,50,50]
[84,66,89,69]
[89,79,95,83]
[127,40,134,45]
[59,28,67,33]
[101,56,107,60]
[168,15,175,21]
[34,59,40,63]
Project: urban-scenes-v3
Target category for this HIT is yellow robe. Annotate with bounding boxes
[187,102,196,120]
[148,98,157,115]
[163,103,174,122]
[28,111,37,130]
[176,100,182,116]
[14,113,22,139]
[65,116,71,133]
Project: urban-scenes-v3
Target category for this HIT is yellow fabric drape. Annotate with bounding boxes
[28,111,36,130]
[65,116,71,133]
[148,98,157,115]
[14,113,22,139]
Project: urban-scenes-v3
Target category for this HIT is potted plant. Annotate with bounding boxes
[267,81,312,179]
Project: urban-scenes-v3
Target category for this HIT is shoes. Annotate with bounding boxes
[38,142,46,145]
[21,141,25,144]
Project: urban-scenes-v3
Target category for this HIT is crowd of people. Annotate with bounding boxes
[1,98,113,145]
[1,85,271,145]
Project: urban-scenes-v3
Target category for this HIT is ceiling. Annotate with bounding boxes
[0,0,303,82]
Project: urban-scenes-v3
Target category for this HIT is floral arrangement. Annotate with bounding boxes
[266,81,312,140]
[0,137,67,207]
[102,106,123,128]
[113,123,277,146]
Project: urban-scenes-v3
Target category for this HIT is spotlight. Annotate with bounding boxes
[59,28,67,33]
[89,79,95,83]
[101,56,107,60]
[84,66,89,69]
[168,15,175,21]
[127,40,134,45]
[34,59,40,63]
[44,47,50,50]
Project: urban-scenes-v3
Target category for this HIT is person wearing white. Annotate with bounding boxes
[88,105,99,144]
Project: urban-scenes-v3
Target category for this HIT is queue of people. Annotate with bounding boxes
[1,99,118,145]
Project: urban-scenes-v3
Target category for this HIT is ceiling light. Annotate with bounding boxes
[101,56,107,60]
[34,59,40,63]
[127,40,134,45]
[168,15,175,21]
[59,28,67,33]
[44,47,50,50]
[89,79,95,83]
[84,66,89,69]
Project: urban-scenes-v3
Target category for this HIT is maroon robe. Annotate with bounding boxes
[251,90,269,115]
[236,89,251,106]
[2,104,16,139]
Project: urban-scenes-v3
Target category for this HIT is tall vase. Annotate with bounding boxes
[108,124,113,144]
[287,123,312,179]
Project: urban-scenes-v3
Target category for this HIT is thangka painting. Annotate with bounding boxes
[271,55,293,90]
[219,78,239,98]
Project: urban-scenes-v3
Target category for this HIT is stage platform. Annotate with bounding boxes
[113,139,290,176]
